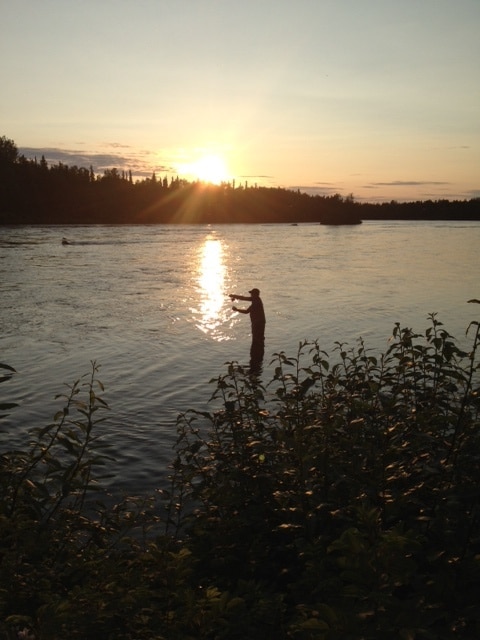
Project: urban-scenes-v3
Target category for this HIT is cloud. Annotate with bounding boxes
[369,180,450,187]
[363,180,480,202]
[363,184,476,202]
[240,174,274,179]
[104,142,132,149]
[19,146,173,178]
[289,184,341,196]
[287,181,344,196]
[436,145,471,150]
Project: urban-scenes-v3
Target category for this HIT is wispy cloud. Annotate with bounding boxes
[240,174,274,180]
[289,184,341,196]
[368,180,450,187]
[288,181,344,197]
[361,180,476,202]
[19,145,174,178]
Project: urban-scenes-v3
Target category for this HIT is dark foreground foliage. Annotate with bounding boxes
[1,310,480,639]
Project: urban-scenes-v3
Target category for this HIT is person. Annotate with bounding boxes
[230,288,265,373]
[230,288,265,342]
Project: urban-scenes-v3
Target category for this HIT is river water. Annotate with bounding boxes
[1,221,479,496]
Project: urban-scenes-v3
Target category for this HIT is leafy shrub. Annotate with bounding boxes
[0,364,167,639]
[171,312,480,639]
[1,311,479,639]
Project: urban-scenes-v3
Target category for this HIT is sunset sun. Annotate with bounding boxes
[180,153,230,185]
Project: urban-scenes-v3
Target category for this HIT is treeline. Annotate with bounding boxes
[1,135,479,224]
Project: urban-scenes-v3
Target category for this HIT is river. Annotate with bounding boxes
[1,221,478,496]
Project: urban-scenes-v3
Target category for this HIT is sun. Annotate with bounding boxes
[185,153,230,185]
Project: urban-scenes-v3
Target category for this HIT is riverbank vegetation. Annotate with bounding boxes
[1,135,479,225]
[1,308,479,639]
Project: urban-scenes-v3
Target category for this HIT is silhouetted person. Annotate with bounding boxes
[230,287,265,374]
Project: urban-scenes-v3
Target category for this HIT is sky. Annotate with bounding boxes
[1,0,479,203]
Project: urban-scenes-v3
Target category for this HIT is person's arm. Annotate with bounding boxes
[230,294,252,302]
[232,305,251,314]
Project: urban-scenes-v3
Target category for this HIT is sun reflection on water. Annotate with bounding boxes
[194,234,229,340]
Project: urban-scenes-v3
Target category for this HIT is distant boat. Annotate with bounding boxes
[61,237,70,245]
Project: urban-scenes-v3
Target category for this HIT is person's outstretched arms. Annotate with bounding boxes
[230,293,252,302]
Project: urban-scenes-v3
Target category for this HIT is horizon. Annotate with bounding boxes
[2,0,479,204]
[10,143,480,205]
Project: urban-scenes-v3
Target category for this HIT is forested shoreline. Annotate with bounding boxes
[1,135,479,224]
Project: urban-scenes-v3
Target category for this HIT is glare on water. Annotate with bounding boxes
[193,234,230,341]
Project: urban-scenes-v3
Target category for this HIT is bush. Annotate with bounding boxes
[1,311,479,639]
[171,311,480,639]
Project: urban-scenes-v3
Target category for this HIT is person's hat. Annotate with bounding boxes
[249,288,260,296]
